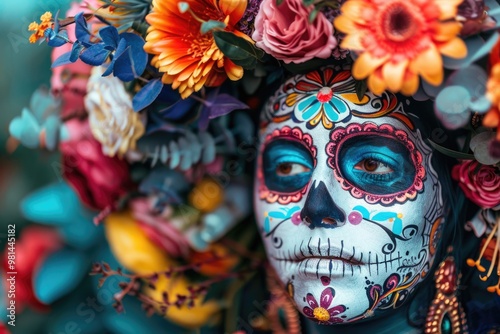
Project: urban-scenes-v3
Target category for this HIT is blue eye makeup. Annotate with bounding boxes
[338,136,415,195]
[263,139,314,193]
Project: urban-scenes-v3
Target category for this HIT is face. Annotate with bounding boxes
[254,67,445,324]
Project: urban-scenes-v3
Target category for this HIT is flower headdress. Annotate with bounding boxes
[5,0,500,332]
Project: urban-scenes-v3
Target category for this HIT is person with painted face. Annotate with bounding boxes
[243,65,494,334]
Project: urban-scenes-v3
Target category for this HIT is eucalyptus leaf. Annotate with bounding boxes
[428,140,475,160]
[213,31,264,69]
[132,78,163,112]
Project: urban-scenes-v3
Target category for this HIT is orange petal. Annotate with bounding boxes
[367,72,386,95]
[400,71,420,96]
[339,0,366,24]
[340,33,364,51]
[219,0,247,25]
[225,59,243,81]
[435,0,463,20]
[352,53,389,80]
[334,15,357,34]
[411,45,443,86]
[382,60,409,92]
[434,22,462,42]
[483,108,500,127]
[438,37,467,59]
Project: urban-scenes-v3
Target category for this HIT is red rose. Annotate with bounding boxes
[2,226,62,312]
[452,160,500,209]
[60,120,133,211]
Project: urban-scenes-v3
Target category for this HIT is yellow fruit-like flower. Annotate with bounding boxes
[145,275,222,329]
[335,0,467,95]
[188,178,224,213]
[105,210,174,274]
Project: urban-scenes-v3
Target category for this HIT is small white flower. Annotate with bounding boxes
[85,66,145,157]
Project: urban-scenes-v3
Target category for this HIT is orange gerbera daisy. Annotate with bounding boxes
[335,0,467,95]
[145,0,247,99]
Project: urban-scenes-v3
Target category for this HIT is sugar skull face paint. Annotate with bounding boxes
[254,67,445,324]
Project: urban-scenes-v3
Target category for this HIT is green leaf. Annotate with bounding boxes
[276,0,284,5]
[428,140,475,160]
[303,0,315,5]
[355,79,368,101]
[309,8,319,23]
[213,31,265,70]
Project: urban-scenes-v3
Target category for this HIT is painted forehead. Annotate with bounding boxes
[260,67,416,131]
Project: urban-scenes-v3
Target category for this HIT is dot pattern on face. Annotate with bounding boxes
[326,122,426,205]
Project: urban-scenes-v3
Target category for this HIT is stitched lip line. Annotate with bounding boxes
[270,237,366,265]
[272,255,364,266]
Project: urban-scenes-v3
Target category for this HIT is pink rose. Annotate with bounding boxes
[252,0,337,64]
[51,1,99,118]
[60,120,133,211]
[452,160,500,209]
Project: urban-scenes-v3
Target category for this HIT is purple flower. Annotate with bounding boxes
[302,287,346,324]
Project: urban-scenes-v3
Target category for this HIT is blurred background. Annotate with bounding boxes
[0,0,73,227]
[0,0,72,332]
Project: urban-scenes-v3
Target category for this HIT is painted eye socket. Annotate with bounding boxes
[338,135,416,195]
[354,159,393,174]
[263,139,314,193]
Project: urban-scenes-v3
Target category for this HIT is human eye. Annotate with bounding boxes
[276,162,311,176]
[354,158,393,174]
[263,140,314,193]
[337,136,415,195]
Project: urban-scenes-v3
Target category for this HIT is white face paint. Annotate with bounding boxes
[254,67,445,324]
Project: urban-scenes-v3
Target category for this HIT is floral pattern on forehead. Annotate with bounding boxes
[261,67,403,129]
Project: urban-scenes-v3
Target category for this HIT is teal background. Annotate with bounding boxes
[0,1,72,332]
[0,0,73,226]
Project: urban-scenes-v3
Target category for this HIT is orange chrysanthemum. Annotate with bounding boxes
[335,0,467,95]
[145,0,247,99]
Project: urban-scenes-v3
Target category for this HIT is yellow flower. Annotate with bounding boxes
[28,11,53,43]
[105,210,174,274]
[105,211,224,328]
[40,12,53,23]
[335,0,467,95]
[144,0,247,98]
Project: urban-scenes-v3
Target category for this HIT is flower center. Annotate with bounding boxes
[317,87,333,103]
[313,307,330,322]
[381,2,417,42]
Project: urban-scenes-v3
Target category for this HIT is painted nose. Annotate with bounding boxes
[300,181,346,229]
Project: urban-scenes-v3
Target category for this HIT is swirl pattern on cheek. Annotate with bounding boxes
[326,122,426,205]
[258,126,317,204]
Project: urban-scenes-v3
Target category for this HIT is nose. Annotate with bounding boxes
[300,181,346,229]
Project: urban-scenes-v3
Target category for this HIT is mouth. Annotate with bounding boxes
[283,238,365,264]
